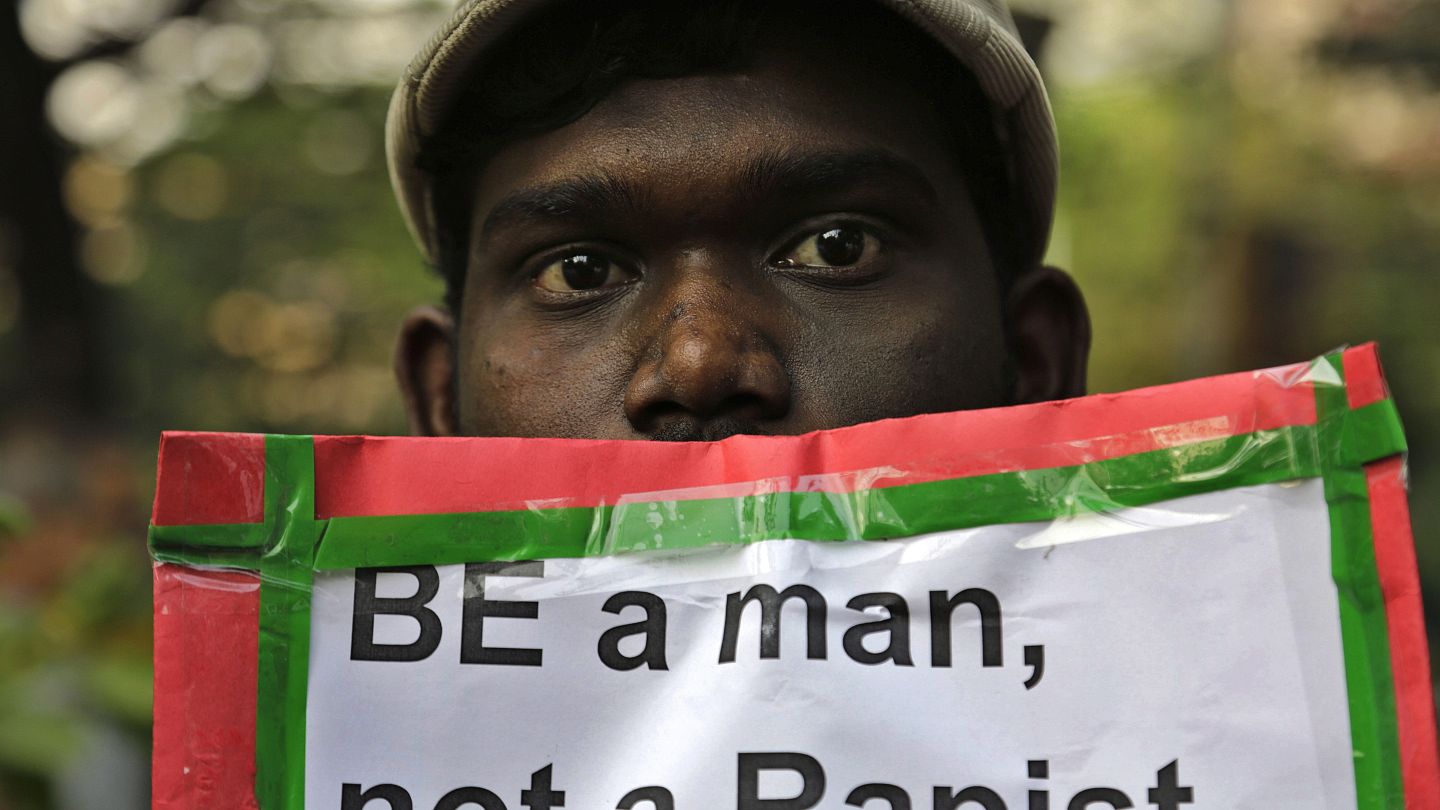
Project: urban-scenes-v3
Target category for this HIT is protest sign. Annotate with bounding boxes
[150,344,1437,809]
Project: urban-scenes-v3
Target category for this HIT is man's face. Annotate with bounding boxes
[398,27,1088,440]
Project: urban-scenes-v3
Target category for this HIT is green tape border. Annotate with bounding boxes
[256,435,322,810]
[151,427,1337,574]
[313,426,1322,570]
[1315,357,1405,808]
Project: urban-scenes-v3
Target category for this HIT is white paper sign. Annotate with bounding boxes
[305,480,1355,809]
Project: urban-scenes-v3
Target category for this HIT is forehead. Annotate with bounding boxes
[469,43,970,221]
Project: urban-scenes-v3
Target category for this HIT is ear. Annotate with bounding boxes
[395,305,460,436]
[1005,265,1092,404]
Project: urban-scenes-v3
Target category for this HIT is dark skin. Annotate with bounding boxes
[397,29,1090,440]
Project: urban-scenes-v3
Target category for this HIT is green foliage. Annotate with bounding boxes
[117,87,438,437]
[0,494,30,540]
[0,542,152,801]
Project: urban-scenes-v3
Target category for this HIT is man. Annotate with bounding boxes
[388,0,1090,439]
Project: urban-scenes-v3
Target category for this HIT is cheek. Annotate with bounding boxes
[456,318,633,438]
[788,279,1010,423]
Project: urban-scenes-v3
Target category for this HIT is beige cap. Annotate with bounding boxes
[386,0,1057,268]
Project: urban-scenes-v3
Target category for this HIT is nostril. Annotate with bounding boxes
[629,400,689,435]
[714,390,786,421]
[628,391,786,440]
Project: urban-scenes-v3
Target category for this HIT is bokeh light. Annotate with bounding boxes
[80,221,146,285]
[19,0,181,60]
[46,60,141,147]
[62,156,133,227]
[195,22,271,99]
[151,152,228,220]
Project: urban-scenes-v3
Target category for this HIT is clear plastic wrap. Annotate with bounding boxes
[150,344,1434,809]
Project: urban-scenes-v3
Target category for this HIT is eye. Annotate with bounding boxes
[774,224,880,270]
[532,251,637,293]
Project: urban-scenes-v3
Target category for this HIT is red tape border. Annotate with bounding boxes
[152,564,260,810]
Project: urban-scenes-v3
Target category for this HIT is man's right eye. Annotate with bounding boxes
[532,252,637,293]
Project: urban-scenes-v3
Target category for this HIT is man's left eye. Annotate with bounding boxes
[773,224,879,269]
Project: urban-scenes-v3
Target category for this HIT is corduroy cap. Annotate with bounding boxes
[385,0,1057,269]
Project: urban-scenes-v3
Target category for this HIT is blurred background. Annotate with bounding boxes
[0,0,1437,806]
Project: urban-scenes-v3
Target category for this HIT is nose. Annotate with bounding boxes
[623,282,791,438]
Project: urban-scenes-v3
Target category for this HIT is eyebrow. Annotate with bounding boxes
[480,173,644,241]
[477,147,939,241]
[741,148,939,207]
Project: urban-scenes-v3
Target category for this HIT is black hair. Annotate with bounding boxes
[416,0,1021,319]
